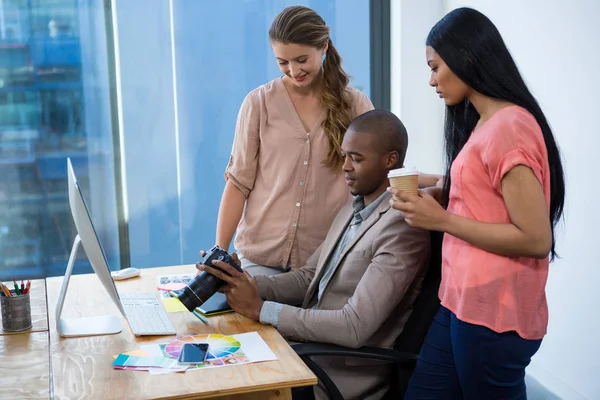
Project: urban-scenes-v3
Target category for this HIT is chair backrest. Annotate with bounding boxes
[395,230,443,353]
[387,230,443,397]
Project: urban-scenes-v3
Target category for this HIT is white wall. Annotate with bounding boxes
[393,1,600,399]
[391,0,445,174]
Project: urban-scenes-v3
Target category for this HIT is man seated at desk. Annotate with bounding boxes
[199,109,431,400]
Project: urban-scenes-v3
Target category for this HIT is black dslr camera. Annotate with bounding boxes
[177,245,242,312]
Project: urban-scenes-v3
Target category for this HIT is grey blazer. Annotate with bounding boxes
[255,193,431,400]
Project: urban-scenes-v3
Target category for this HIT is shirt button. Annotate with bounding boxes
[303,161,308,165]
[292,222,297,227]
[300,182,304,186]
[306,139,310,144]
[296,202,301,207]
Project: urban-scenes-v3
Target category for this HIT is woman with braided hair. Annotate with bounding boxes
[215,6,373,276]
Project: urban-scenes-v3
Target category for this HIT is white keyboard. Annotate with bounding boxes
[119,292,176,336]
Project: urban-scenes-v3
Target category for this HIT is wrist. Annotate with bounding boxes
[253,300,264,321]
[438,210,455,233]
[215,238,231,251]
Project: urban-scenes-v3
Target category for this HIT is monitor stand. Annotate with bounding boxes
[55,235,122,337]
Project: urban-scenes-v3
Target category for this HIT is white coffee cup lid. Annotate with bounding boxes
[388,167,418,178]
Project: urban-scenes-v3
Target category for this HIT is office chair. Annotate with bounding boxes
[291,231,443,400]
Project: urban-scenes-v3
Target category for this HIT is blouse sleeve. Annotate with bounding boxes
[350,88,374,118]
[480,111,546,191]
[224,90,261,198]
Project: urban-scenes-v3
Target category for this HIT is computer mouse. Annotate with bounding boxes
[111,267,141,281]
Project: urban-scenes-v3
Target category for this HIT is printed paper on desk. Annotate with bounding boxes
[148,367,188,375]
[156,274,194,299]
[235,332,277,363]
[157,282,187,292]
[139,331,278,373]
[156,274,195,312]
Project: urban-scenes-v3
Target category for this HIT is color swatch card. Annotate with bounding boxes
[141,332,277,370]
[113,332,277,375]
[113,355,180,369]
[112,350,151,360]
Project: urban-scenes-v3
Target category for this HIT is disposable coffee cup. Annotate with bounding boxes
[388,167,419,201]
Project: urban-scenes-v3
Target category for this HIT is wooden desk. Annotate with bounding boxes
[0,332,50,399]
[0,279,48,335]
[46,266,317,399]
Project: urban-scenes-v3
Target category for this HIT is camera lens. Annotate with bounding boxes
[177,271,223,312]
[176,246,243,313]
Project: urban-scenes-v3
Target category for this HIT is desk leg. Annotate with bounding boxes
[215,387,292,400]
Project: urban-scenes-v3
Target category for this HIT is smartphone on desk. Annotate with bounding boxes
[178,343,209,364]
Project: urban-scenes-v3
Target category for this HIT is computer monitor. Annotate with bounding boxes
[55,158,125,337]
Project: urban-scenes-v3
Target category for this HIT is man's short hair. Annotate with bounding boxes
[347,109,408,166]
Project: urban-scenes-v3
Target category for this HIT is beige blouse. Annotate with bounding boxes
[225,77,374,269]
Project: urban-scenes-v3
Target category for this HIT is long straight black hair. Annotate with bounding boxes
[427,7,565,260]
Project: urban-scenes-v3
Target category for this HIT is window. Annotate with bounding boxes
[0,0,383,278]
[115,0,372,268]
[0,0,120,279]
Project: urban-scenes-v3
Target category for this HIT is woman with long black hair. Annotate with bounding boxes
[389,8,566,399]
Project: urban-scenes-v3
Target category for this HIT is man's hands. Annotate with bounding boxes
[196,254,264,321]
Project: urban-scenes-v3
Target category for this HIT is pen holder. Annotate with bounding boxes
[1,292,32,332]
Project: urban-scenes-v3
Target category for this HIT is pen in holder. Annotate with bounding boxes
[1,291,32,332]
